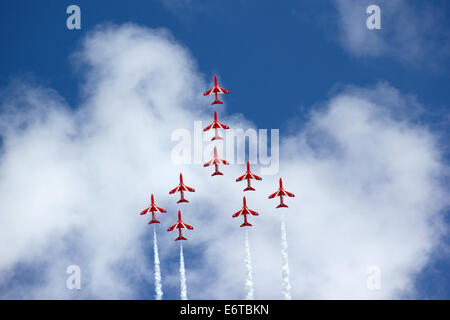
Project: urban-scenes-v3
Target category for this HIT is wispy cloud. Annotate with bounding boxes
[0,24,447,299]
[334,0,450,65]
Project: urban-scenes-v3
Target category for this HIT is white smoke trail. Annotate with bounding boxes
[244,229,254,300]
[179,242,188,300]
[153,226,163,300]
[280,212,292,300]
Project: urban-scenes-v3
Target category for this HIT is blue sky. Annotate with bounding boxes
[2,1,449,130]
[0,0,449,299]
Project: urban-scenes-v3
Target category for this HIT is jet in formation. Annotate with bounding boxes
[203,110,229,141]
[204,74,229,105]
[232,196,259,227]
[167,210,194,241]
[140,194,166,224]
[269,178,295,208]
[169,173,195,203]
[204,146,229,176]
[236,161,262,191]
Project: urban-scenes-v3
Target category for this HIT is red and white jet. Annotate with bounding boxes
[167,210,194,241]
[204,146,229,176]
[232,196,259,227]
[140,194,167,224]
[169,173,195,203]
[203,74,229,105]
[269,178,295,208]
[236,161,262,191]
[203,110,230,141]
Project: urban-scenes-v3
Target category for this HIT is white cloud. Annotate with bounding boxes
[334,0,450,64]
[0,24,447,299]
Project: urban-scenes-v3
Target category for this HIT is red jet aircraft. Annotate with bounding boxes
[204,110,230,141]
[269,178,295,208]
[167,210,194,241]
[169,173,195,203]
[140,194,167,224]
[232,196,259,227]
[204,74,229,105]
[204,146,229,176]
[236,161,262,191]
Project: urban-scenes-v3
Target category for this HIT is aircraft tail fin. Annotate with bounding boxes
[148,220,160,224]
[177,199,189,204]
[276,203,288,208]
[240,221,252,227]
[243,186,256,191]
[175,236,188,241]
[212,171,223,176]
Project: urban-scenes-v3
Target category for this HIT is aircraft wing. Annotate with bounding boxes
[250,173,262,180]
[243,207,258,216]
[203,122,214,131]
[182,222,194,230]
[167,222,179,231]
[232,209,243,218]
[219,87,230,94]
[269,190,280,198]
[217,158,229,165]
[204,87,214,96]
[283,190,295,197]
[140,207,150,215]
[169,185,181,194]
[215,121,229,129]
[236,172,249,182]
[204,159,214,167]
[156,206,166,213]
[184,185,195,192]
